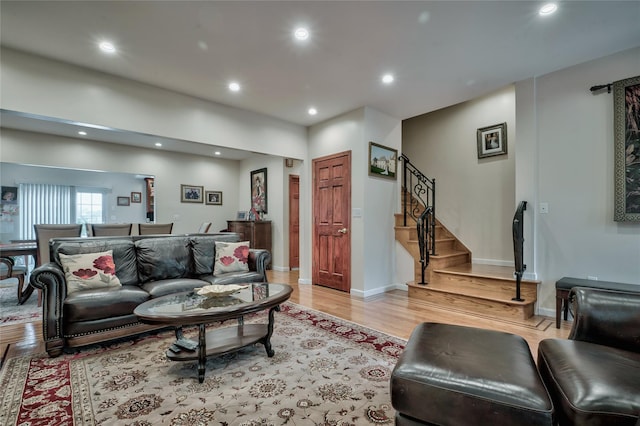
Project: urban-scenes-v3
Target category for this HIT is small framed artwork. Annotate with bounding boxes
[1,186,18,204]
[368,142,398,180]
[130,192,142,203]
[250,168,268,213]
[477,123,507,159]
[180,184,204,203]
[205,190,223,205]
[236,211,248,220]
[117,196,130,206]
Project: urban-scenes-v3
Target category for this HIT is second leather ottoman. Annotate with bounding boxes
[391,322,554,426]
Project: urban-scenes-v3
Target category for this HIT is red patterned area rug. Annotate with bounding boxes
[0,302,405,425]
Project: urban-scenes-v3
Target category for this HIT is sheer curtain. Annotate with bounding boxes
[19,183,72,240]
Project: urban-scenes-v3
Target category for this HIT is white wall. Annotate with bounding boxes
[306,107,402,296]
[1,128,242,235]
[1,48,308,160]
[402,85,516,265]
[238,156,287,269]
[516,47,640,315]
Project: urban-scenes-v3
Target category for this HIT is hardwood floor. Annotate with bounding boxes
[0,270,571,368]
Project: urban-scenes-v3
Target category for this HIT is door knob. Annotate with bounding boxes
[338,228,348,234]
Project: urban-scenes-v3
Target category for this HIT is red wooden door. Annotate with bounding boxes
[312,151,351,292]
[288,175,300,269]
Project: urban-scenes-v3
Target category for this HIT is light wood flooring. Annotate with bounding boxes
[0,270,571,368]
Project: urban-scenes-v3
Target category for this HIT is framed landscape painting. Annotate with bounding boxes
[368,142,397,180]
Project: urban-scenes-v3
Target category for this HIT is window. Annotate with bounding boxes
[76,190,105,225]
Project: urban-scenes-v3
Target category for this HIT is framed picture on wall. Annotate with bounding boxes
[477,123,507,159]
[613,75,640,221]
[130,192,142,203]
[368,142,398,180]
[1,186,18,204]
[180,184,204,203]
[117,196,130,206]
[205,190,223,205]
[250,168,268,213]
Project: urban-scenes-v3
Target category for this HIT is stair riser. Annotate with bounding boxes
[428,253,470,269]
[408,286,534,320]
[429,273,538,300]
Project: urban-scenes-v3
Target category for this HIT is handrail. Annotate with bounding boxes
[400,154,436,284]
[417,206,433,284]
[512,200,527,301]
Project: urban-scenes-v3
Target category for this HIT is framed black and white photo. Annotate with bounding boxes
[117,196,130,206]
[205,190,223,205]
[477,123,507,159]
[180,184,204,203]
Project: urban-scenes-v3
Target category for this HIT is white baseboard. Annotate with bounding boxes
[523,272,538,280]
[272,265,289,272]
[298,278,312,285]
[536,306,555,317]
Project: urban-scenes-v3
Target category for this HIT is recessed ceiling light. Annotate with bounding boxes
[78,130,87,136]
[214,151,221,156]
[539,3,558,16]
[155,142,162,147]
[229,82,241,92]
[98,41,116,54]
[382,73,395,84]
[308,107,317,116]
[294,27,309,41]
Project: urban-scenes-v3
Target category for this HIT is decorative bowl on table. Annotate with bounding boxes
[194,284,248,298]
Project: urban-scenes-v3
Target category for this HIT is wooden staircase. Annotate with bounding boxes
[394,213,540,321]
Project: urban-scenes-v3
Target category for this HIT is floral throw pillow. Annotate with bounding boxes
[214,241,250,275]
[59,250,122,294]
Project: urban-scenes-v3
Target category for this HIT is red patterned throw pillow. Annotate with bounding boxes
[214,241,250,275]
[59,250,122,294]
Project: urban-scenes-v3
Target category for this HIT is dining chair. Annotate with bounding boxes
[91,223,133,237]
[198,222,212,233]
[138,223,173,235]
[0,257,28,305]
[34,224,83,267]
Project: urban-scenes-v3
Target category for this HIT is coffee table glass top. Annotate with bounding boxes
[134,283,291,323]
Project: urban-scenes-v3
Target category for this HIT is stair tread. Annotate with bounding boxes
[434,263,540,283]
[408,282,535,306]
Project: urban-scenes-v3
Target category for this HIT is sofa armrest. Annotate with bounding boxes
[29,262,67,354]
[248,249,271,282]
[568,287,640,353]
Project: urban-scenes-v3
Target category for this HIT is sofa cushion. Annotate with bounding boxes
[53,238,139,286]
[191,234,240,275]
[136,236,191,283]
[64,285,150,322]
[141,278,208,298]
[59,250,122,294]
[538,339,640,426]
[214,241,250,275]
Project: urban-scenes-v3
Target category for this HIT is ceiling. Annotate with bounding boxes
[1,1,639,156]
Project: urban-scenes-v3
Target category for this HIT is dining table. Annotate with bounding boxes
[0,240,38,304]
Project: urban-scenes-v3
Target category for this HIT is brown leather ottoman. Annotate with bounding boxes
[391,323,554,425]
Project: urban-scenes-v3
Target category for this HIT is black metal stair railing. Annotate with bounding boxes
[400,154,436,284]
[512,200,528,301]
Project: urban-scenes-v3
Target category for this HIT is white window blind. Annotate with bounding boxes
[19,183,72,240]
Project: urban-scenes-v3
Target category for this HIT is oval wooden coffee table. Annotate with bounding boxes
[134,283,292,383]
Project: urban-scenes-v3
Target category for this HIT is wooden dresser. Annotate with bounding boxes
[226,220,272,252]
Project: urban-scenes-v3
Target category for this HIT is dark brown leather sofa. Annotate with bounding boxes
[538,287,640,426]
[30,233,271,357]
